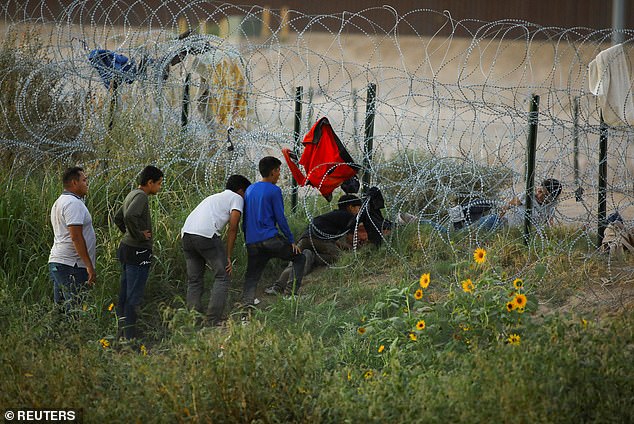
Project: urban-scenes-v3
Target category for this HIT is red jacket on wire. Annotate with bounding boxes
[283,117,360,200]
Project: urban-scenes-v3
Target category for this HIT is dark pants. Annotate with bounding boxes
[243,235,306,304]
[274,234,340,291]
[117,262,150,339]
[182,233,230,323]
[49,262,88,309]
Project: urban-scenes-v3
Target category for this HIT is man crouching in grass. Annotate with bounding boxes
[242,156,306,307]
[181,174,251,326]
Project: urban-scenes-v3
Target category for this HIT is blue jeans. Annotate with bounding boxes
[117,262,150,339]
[420,219,450,234]
[474,214,505,231]
[243,235,306,304]
[182,233,230,324]
[424,215,504,234]
[49,262,89,308]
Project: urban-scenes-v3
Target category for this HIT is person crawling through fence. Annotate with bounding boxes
[358,186,393,246]
[448,178,563,231]
[264,194,363,296]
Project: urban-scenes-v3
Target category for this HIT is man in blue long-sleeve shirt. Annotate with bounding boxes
[242,156,306,306]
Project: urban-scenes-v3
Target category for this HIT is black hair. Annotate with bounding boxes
[226,174,251,193]
[258,156,282,178]
[138,165,164,186]
[338,194,362,210]
[341,176,360,194]
[542,178,562,201]
[62,166,84,187]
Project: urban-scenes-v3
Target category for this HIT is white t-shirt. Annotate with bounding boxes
[48,192,97,268]
[182,190,244,238]
[505,192,556,228]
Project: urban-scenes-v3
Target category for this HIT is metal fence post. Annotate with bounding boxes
[362,83,377,192]
[524,94,539,245]
[598,115,608,246]
[291,86,303,211]
[181,73,191,128]
[573,96,580,185]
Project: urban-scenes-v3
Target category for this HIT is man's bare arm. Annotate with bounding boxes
[225,210,242,275]
[68,225,96,285]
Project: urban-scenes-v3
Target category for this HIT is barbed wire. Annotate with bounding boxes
[2,1,634,298]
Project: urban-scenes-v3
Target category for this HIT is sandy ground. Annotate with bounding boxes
[3,20,634,222]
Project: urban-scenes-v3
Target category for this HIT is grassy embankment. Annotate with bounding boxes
[1,169,633,423]
[1,22,632,423]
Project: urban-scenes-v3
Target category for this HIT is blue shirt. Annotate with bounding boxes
[243,182,294,244]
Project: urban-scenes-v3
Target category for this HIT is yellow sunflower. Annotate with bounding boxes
[505,301,515,312]
[461,278,474,294]
[357,327,366,335]
[419,273,431,289]
[517,307,525,314]
[474,247,487,264]
[416,320,426,330]
[513,278,523,290]
[513,293,527,309]
[364,370,373,379]
[414,289,423,300]
[140,344,148,356]
[99,338,110,349]
[507,334,521,346]
[378,345,385,353]
[107,303,114,312]
[409,332,417,341]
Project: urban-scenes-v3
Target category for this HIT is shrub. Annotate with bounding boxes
[0,25,84,167]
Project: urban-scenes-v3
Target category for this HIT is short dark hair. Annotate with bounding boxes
[542,178,562,201]
[226,174,251,193]
[62,166,84,187]
[258,156,282,178]
[138,165,164,186]
[338,194,362,210]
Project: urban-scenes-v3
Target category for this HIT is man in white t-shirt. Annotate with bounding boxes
[472,178,562,231]
[495,178,562,229]
[181,174,251,325]
[48,167,97,308]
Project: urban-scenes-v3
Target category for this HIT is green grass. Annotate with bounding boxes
[1,169,633,422]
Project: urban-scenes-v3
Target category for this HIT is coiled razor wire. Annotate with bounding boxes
[2,1,634,309]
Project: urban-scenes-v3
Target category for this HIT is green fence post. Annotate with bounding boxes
[291,86,303,212]
[598,114,608,246]
[524,94,539,245]
[362,83,377,192]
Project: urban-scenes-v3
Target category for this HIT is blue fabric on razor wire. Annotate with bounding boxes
[88,49,139,88]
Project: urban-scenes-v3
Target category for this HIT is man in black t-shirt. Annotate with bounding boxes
[265,194,362,295]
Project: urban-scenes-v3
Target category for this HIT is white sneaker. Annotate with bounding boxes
[448,205,465,223]
[264,286,283,295]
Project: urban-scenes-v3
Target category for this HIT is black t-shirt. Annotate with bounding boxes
[308,209,356,241]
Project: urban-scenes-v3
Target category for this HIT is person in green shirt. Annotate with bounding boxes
[114,165,163,340]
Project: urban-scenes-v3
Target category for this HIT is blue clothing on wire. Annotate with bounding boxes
[243,182,294,245]
[88,49,138,88]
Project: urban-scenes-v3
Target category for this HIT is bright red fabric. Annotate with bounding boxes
[283,117,358,199]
